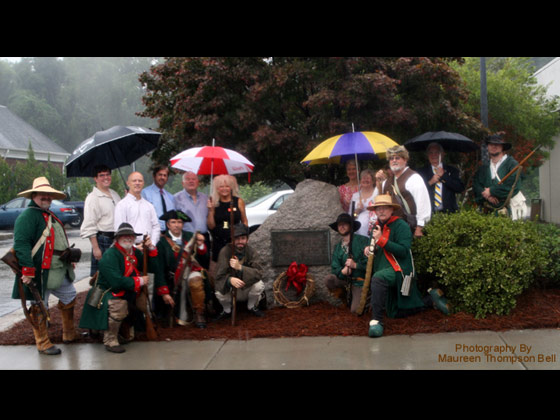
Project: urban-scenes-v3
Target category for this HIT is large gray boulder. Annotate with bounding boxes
[249,179,345,306]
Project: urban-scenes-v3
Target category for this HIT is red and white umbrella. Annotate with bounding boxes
[170,145,254,175]
[170,141,254,193]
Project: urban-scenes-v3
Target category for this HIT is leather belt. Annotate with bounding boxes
[97,231,115,239]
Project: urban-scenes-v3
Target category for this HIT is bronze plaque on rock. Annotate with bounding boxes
[271,229,331,267]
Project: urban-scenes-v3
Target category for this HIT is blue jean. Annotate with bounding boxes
[90,233,114,276]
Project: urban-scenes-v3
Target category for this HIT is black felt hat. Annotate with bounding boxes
[159,210,191,223]
[329,213,361,232]
[485,134,512,151]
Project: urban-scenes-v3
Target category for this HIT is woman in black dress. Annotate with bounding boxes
[207,174,248,262]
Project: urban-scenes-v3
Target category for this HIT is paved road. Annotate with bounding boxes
[0,227,91,317]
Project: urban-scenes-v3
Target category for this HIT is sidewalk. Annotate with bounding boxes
[1,308,558,370]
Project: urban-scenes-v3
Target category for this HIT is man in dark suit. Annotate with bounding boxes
[417,142,465,214]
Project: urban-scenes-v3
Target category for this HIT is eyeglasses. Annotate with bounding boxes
[389,156,403,161]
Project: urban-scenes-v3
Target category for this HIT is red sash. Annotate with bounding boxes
[375,216,402,273]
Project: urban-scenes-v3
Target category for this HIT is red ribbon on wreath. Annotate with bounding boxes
[285,261,308,294]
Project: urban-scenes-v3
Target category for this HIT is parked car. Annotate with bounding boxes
[0,197,80,229]
[246,189,293,233]
[63,200,84,227]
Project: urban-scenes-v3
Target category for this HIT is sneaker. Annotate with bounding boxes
[368,320,384,338]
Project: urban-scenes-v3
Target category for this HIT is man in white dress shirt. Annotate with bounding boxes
[80,165,121,276]
[114,171,160,246]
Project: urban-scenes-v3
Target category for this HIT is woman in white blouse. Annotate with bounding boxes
[349,169,379,238]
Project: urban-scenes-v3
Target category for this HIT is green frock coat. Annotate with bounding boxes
[370,216,424,318]
[331,234,369,287]
[11,201,74,301]
[473,154,521,210]
[78,244,159,330]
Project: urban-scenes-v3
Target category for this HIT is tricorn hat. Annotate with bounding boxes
[17,176,66,200]
[159,210,191,223]
[367,194,401,211]
[115,223,142,238]
[329,213,361,232]
[485,134,511,151]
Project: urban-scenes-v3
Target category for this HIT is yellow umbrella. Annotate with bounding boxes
[301,131,398,165]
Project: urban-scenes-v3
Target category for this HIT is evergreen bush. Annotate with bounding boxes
[413,210,547,318]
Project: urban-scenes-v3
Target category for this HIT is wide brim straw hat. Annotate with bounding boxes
[17,176,66,200]
[367,194,401,211]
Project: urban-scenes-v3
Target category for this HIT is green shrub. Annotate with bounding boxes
[533,222,560,287]
[413,210,547,318]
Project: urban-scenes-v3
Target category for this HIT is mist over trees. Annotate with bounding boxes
[0,57,159,153]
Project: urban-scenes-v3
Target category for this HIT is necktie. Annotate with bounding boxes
[433,167,442,210]
[160,189,167,213]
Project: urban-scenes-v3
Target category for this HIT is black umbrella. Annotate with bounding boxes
[65,126,161,178]
[404,131,478,153]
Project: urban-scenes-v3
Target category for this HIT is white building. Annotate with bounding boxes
[534,58,560,224]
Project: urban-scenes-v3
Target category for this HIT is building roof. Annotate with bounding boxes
[0,105,69,163]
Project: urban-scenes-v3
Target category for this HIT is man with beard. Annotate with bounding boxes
[214,223,265,319]
[376,145,431,237]
[79,223,159,353]
[12,177,78,355]
[473,134,525,218]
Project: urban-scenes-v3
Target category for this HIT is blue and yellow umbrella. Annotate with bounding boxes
[301,131,398,165]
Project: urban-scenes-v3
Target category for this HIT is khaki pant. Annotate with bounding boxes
[103,299,128,348]
[215,280,265,313]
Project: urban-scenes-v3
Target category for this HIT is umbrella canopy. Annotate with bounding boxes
[301,131,399,165]
[404,131,478,153]
[170,145,254,175]
[65,126,161,177]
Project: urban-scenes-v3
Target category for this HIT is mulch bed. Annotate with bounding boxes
[1,288,559,346]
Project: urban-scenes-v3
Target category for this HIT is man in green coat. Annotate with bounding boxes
[155,210,212,328]
[79,223,159,353]
[12,177,79,355]
[366,195,449,338]
[324,213,369,313]
[473,134,523,217]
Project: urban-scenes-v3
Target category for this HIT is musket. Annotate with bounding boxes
[356,229,377,316]
[229,200,237,326]
[2,248,49,328]
[498,145,541,185]
[141,235,158,340]
[168,232,198,327]
[345,201,356,307]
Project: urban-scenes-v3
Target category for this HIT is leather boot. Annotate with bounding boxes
[58,298,77,343]
[30,304,61,355]
[189,276,207,329]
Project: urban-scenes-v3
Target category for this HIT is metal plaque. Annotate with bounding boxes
[271,229,331,267]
